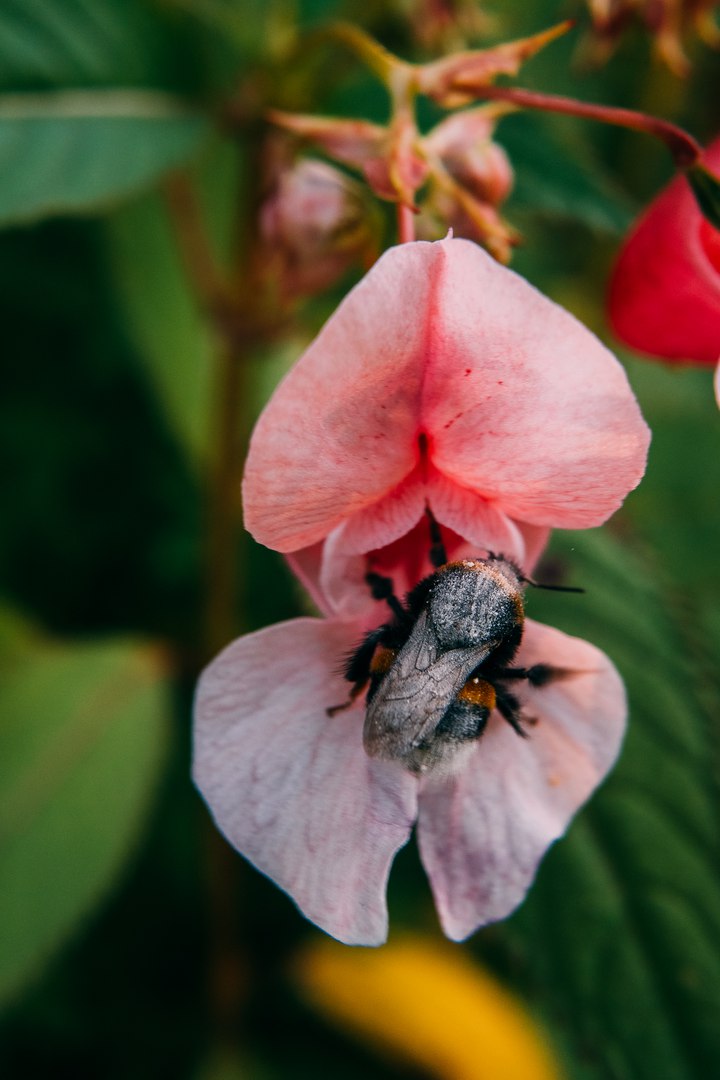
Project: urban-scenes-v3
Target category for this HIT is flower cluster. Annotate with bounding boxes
[268,22,570,261]
[584,0,720,76]
[194,237,650,945]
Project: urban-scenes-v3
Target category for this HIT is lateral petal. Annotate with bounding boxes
[416,620,626,940]
[193,618,418,945]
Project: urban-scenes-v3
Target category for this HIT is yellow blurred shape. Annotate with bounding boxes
[295,935,563,1080]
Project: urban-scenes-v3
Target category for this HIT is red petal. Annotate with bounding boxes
[608,138,720,365]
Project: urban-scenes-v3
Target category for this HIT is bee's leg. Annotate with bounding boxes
[497,664,581,687]
[425,505,448,568]
[327,626,387,716]
[365,571,407,621]
[494,687,529,738]
[326,680,368,717]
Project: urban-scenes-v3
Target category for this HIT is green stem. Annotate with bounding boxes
[204,339,246,657]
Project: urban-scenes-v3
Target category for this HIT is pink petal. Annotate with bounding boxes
[416,620,626,941]
[422,241,650,528]
[715,362,720,408]
[285,543,332,616]
[243,245,434,552]
[608,137,720,365]
[193,618,418,945]
[426,465,526,560]
[315,511,549,623]
[243,238,649,553]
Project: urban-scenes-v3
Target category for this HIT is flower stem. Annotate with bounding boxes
[204,340,246,656]
[477,84,702,168]
[325,21,405,83]
[397,203,416,243]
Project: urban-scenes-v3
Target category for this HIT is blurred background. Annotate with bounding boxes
[1,1,719,1077]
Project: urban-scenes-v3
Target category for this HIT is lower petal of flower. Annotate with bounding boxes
[193,617,418,945]
[416,620,626,941]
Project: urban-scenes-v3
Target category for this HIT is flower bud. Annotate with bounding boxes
[424,108,514,206]
[418,109,516,260]
[259,159,378,300]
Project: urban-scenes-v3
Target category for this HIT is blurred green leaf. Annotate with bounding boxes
[503,528,720,1080]
[501,113,636,234]
[104,188,214,466]
[0,630,171,1007]
[0,90,210,227]
[622,362,720,599]
[105,137,251,467]
[0,0,176,90]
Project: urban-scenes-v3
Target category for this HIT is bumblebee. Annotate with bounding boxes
[329,509,578,774]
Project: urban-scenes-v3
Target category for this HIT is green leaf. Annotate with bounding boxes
[501,112,636,233]
[104,183,215,466]
[0,0,173,89]
[0,630,171,1007]
[0,90,210,226]
[104,137,264,467]
[500,528,720,1080]
[686,164,720,232]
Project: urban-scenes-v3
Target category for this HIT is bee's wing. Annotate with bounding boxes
[363,609,495,763]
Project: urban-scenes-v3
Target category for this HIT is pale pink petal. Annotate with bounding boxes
[715,362,720,409]
[423,240,650,527]
[285,543,332,616]
[193,618,418,945]
[417,620,626,940]
[520,522,552,576]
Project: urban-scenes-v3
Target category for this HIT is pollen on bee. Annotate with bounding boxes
[370,645,397,675]
[457,676,497,710]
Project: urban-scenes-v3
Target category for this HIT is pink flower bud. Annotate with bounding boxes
[419,109,515,259]
[259,159,378,299]
[424,108,514,206]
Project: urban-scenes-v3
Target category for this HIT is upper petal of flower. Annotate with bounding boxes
[422,241,649,527]
[416,620,626,941]
[193,617,418,945]
[608,137,720,365]
[244,237,649,551]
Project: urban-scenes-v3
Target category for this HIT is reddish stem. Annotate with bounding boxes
[397,202,416,243]
[478,84,702,168]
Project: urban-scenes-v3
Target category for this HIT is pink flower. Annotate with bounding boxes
[608,136,720,383]
[194,238,650,945]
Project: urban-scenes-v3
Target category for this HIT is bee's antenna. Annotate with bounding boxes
[524,576,585,594]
